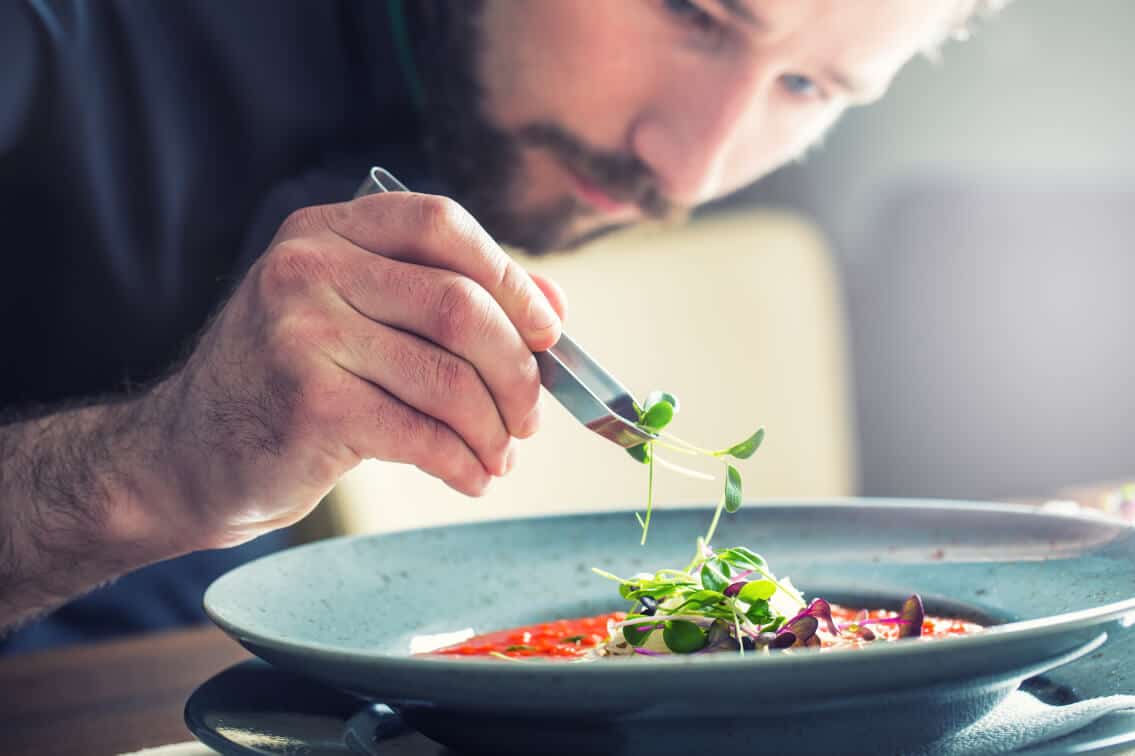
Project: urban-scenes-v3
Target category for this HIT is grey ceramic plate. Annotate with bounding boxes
[184,658,1135,755]
[204,500,1135,755]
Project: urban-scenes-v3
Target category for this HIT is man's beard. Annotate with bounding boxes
[415,3,684,254]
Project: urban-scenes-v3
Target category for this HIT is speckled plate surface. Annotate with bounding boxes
[203,500,1135,755]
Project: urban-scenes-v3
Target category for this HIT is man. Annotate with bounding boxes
[0,0,1001,650]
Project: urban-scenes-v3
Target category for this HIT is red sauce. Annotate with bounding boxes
[431,612,626,658]
[825,605,982,650]
[429,605,982,659]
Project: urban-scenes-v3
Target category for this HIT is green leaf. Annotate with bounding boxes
[737,579,777,603]
[626,443,651,464]
[678,589,726,610]
[723,464,743,513]
[762,615,786,633]
[644,390,680,414]
[718,547,767,570]
[622,615,655,647]
[618,582,640,600]
[746,600,776,626]
[640,401,674,432]
[717,427,765,460]
[626,584,680,601]
[700,564,729,593]
[662,620,708,653]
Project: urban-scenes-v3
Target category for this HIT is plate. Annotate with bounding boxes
[184,658,1135,756]
[183,659,416,755]
[204,500,1135,754]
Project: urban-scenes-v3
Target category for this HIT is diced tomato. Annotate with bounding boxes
[429,612,626,658]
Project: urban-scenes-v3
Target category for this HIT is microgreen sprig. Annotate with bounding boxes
[591,542,806,656]
[625,391,765,544]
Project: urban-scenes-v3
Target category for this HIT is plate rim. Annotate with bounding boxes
[204,497,1135,677]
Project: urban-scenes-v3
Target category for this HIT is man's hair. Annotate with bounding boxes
[974,0,1014,13]
[928,0,1014,55]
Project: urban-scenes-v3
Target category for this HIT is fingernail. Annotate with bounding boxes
[528,294,560,333]
[502,444,519,475]
[519,402,541,438]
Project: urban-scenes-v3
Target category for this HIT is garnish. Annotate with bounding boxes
[593,541,807,656]
[625,390,765,544]
[591,542,939,658]
[898,594,925,638]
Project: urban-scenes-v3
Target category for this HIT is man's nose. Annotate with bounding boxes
[631,64,770,207]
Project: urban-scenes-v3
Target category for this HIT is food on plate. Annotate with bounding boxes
[428,540,983,660]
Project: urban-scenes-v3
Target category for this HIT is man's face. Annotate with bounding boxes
[423,0,969,253]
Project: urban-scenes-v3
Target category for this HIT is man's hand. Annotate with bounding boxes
[0,192,565,630]
[151,192,566,548]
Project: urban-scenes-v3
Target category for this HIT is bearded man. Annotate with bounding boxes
[0,0,1003,651]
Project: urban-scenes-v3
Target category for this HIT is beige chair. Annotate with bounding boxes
[322,208,856,537]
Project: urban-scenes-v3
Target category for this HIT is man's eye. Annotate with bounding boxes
[780,73,820,98]
[661,0,718,31]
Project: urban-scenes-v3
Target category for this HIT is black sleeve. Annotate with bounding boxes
[0,1,45,154]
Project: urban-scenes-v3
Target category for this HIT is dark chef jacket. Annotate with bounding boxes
[0,0,436,652]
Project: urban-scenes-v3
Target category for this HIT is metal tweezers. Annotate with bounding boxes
[354,166,656,449]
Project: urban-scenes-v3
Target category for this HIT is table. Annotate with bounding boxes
[0,625,249,756]
[2,484,1132,756]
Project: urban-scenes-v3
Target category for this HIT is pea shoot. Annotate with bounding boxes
[625,390,766,544]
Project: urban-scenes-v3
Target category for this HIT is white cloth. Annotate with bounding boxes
[915,691,1135,755]
[119,744,217,756]
[122,692,1135,756]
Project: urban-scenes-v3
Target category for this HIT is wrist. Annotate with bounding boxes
[76,396,196,564]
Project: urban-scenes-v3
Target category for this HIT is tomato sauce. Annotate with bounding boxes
[431,612,626,658]
[429,605,982,659]
[824,605,983,650]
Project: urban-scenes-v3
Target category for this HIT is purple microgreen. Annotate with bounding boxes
[804,598,840,635]
[757,631,779,646]
[780,615,820,647]
[769,631,797,650]
[898,594,925,639]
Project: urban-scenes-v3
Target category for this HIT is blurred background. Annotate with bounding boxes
[720,0,1135,502]
[330,0,1135,534]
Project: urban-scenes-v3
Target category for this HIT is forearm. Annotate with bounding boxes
[0,395,187,631]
